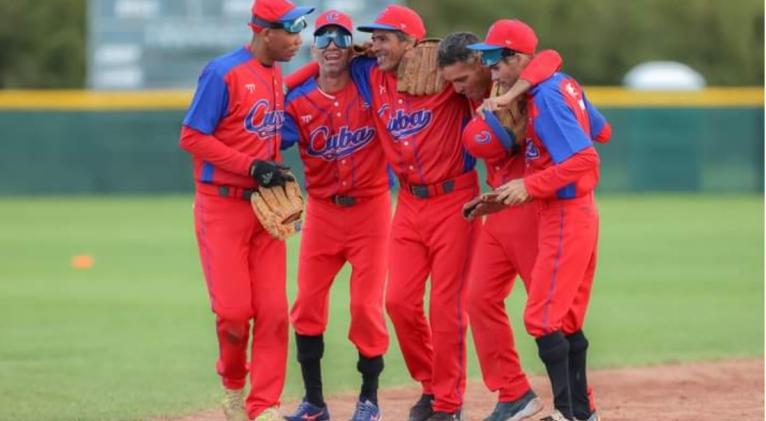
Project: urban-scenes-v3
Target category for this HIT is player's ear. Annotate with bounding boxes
[403,37,416,51]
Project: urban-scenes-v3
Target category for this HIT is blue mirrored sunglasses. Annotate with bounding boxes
[314,28,352,49]
[480,48,516,67]
[251,15,308,33]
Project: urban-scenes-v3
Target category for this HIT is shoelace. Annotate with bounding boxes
[224,391,246,412]
[296,401,318,415]
[354,402,377,419]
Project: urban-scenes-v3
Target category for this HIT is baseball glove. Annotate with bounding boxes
[462,192,507,220]
[490,82,527,149]
[250,179,304,240]
[397,38,444,96]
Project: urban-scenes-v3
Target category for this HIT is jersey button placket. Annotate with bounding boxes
[338,158,352,192]
[396,98,418,180]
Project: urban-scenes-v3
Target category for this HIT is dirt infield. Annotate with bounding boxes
[169,358,763,421]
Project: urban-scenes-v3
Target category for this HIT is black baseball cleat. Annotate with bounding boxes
[425,409,463,421]
[408,394,435,421]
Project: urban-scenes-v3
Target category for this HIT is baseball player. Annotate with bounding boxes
[469,19,612,421]
[178,1,313,420]
[280,10,390,421]
[348,6,481,420]
[438,32,561,421]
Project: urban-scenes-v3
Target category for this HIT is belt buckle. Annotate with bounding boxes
[333,195,357,207]
[409,184,429,199]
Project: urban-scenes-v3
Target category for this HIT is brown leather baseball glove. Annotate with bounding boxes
[250,178,304,240]
[397,38,444,96]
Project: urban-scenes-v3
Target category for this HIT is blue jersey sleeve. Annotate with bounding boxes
[583,93,608,140]
[281,112,301,150]
[532,85,593,164]
[182,63,230,135]
[350,57,376,105]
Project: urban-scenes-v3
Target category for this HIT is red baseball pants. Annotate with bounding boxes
[290,192,391,357]
[524,194,599,338]
[386,180,480,413]
[193,191,288,419]
[467,201,539,402]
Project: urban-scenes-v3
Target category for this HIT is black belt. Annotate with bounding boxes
[399,171,477,200]
[332,195,357,207]
[217,185,256,200]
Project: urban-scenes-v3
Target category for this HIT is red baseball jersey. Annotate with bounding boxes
[181,45,285,188]
[281,78,389,199]
[524,72,610,199]
[350,58,476,185]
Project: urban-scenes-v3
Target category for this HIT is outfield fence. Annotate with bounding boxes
[0,88,762,194]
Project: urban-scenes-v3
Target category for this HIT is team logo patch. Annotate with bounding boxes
[564,80,587,111]
[307,125,376,160]
[525,138,540,161]
[386,108,432,141]
[474,130,492,144]
[244,99,285,139]
[326,12,339,22]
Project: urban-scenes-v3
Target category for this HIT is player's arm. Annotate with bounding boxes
[280,108,301,150]
[179,63,252,176]
[523,85,600,198]
[284,62,319,91]
[349,57,377,105]
[478,49,562,114]
[584,93,612,143]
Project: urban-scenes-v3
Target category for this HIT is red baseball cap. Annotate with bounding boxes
[468,19,537,54]
[314,10,353,35]
[251,0,314,23]
[357,4,426,41]
[462,110,517,163]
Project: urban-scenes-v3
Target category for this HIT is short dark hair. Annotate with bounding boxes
[438,32,481,68]
[394,31,414,43]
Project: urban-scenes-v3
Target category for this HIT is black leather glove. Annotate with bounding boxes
[250,160,294,188]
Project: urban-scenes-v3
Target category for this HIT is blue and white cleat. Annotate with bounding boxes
[283,400,330,421]
[350,400,382,421]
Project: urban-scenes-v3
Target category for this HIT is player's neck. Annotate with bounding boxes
[316,70,350,94]
[249,37,274,67]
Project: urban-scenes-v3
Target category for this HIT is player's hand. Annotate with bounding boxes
[476,79,533,117]
[352,42,374,58]
[495,178,531,206]
[250,160,294,188]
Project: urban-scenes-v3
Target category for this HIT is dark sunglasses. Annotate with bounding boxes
[314,28,352,49]
[480,48,516,67]
[250,15,308,34]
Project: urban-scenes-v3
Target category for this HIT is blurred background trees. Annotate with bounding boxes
[0,0,761,88]
[412,0,764,86]
[0,0,85,88]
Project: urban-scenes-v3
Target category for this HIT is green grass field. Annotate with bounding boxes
[0,194,762,421]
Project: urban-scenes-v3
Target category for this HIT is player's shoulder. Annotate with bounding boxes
[531,72,583,100]
[285,77,319,105]
[203,46,252,78]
